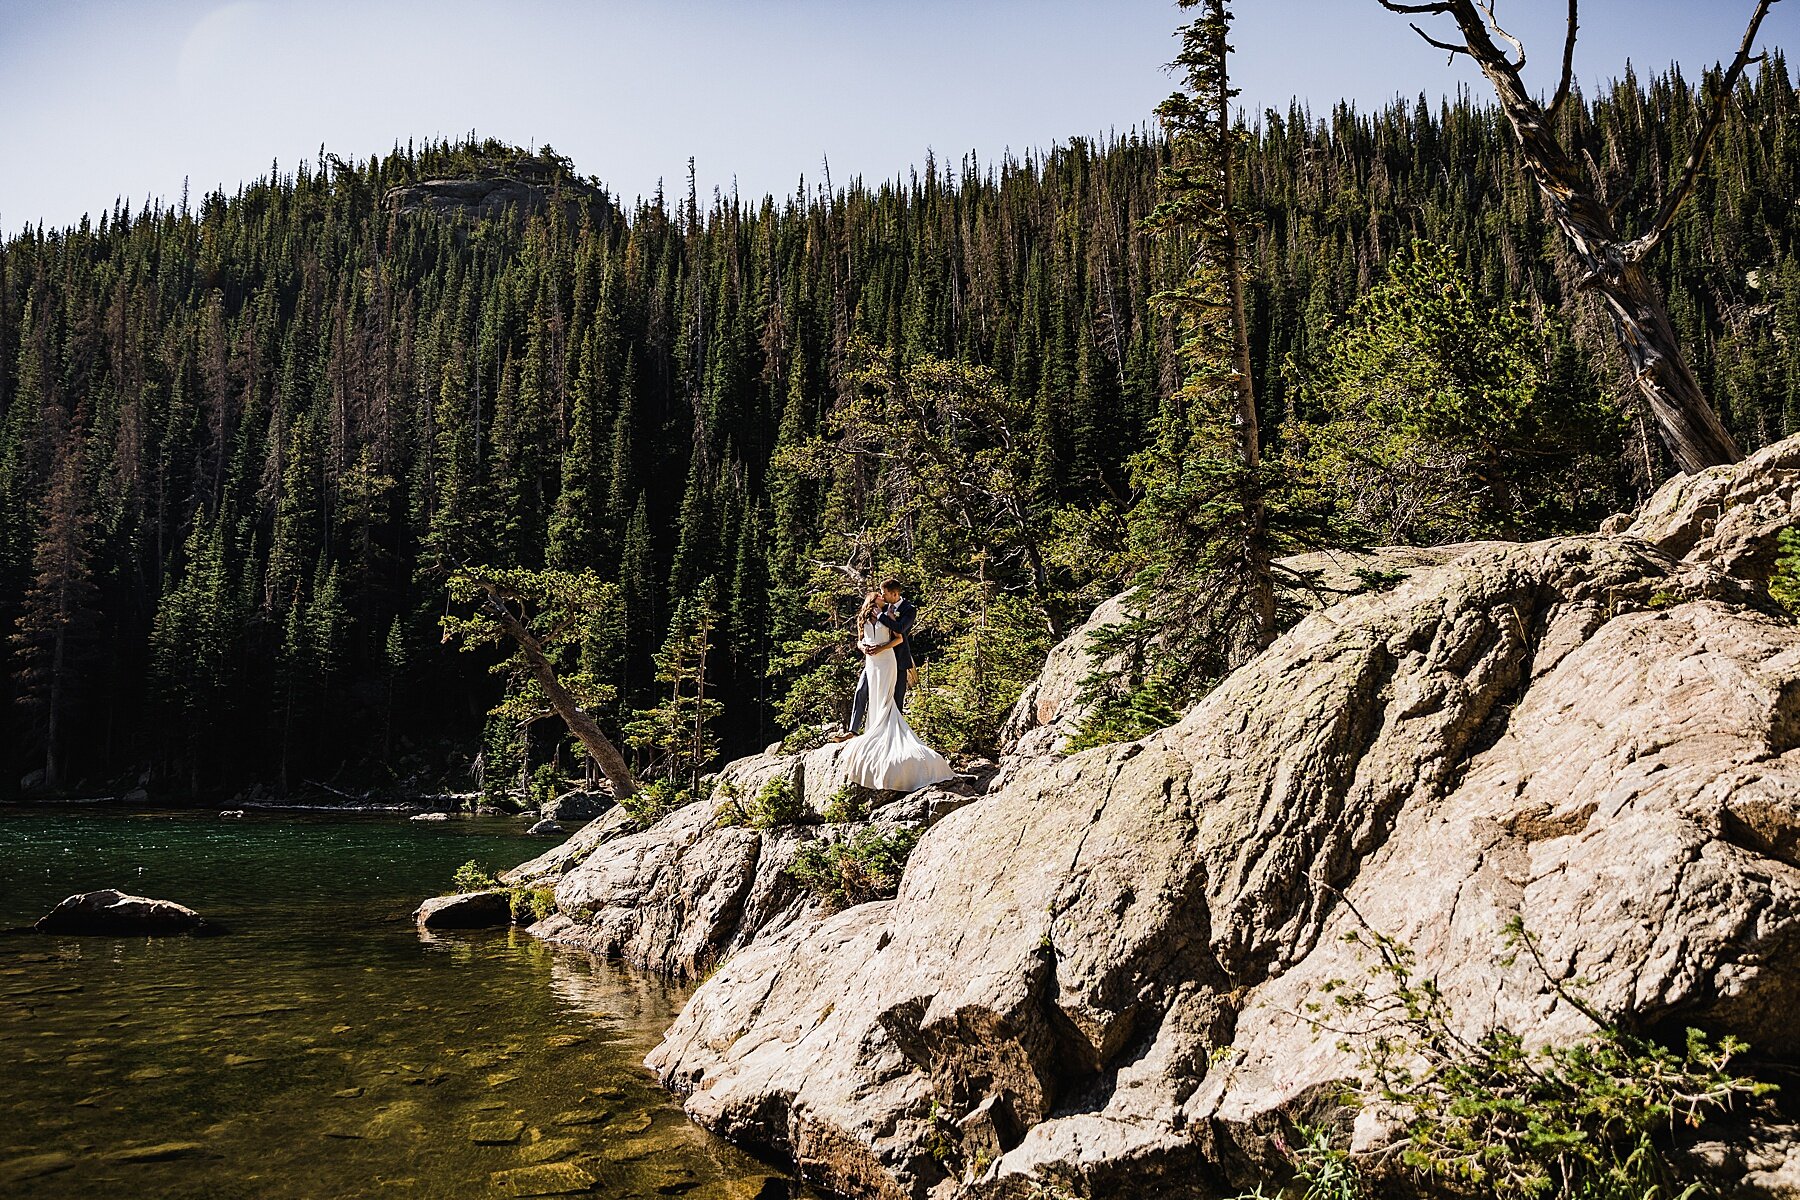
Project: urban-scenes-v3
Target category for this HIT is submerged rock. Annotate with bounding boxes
[468,1119,526,1145]
[527,820,566,837]
[414,891,512,930]
[490,1160,598,1197]
[0,1151,75,1184]
[639,438,1800,1200]
[34,890,216,936]
[410,811,451,822]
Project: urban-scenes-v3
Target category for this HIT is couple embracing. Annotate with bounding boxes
[833,578,954,793]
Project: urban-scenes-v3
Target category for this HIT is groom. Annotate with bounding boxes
[848,578,915,735]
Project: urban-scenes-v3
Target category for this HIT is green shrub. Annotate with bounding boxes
[451,859,498,893]
[787,827,920,907]
[619,777,688,830]
[1350,566,1408,593]
[1287,916,1776,1200]
[779,724,834,755]
[720,774,808,830]
[1067,672,1184,753]
[529,762,563,811]
[750,775,807,829]
[506,886,556,922]
[1769,526,1800,615]
[821,783,873,824]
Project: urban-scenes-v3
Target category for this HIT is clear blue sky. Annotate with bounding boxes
[2,0,1796,234]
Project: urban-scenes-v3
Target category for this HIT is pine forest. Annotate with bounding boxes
[5,58,1800,802]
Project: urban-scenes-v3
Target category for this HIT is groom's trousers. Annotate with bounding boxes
[849,670,908,734]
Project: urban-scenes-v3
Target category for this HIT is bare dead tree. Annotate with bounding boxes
[1376,0,1784,473]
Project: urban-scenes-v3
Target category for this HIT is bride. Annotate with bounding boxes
[839,590,954,793]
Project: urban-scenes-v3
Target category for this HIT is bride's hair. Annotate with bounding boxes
[857,589,885,625]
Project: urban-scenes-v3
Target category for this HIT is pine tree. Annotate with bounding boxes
[1133,0,1279,670]
[10,436,99,790]
[266,410,321,614]
[619,493,657,704]
[547,326,603,571]
[150,512,243,793]
[625,586,724,792]
[1297,243,1623,544]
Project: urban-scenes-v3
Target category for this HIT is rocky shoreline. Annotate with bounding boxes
[492,439,1800,1198]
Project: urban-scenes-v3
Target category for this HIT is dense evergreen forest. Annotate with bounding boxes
[4,56,1799,801]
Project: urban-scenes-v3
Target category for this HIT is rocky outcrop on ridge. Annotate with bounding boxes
[638,437,1800,1200]
[384,161,612,228]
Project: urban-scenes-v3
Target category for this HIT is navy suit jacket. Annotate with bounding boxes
[878,598,916,671]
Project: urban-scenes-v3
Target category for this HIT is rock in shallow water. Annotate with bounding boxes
[100,1141,208,1163]
[490,1161,597,1197]
[0,1151,75,1184]
[414,890,513,930]
[34,890,216,936]
[469,1119,525,1144]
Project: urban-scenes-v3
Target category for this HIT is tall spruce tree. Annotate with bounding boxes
[1132,0,1281,679]
[10,434,99,790]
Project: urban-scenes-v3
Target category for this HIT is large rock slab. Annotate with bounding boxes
[646,533,1799,1199]
[501,805,637,887]
[530,759,974,980]
[540,788,610,823]
[1611,431,1800,580]
[535,803,769,978]
[34,890,215,936]
[997,545,1473,763]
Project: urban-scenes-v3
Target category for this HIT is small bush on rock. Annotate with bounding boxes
[507,886,556,923]
[787,827,920,907]
[821,782,874,823]
[1283,914,1776,1200]
[1768,527,1800,615]
[620,777,688,830]
[779,724,835,755]
[451,860,499,893]
[1067,616,1186,753]
[720,775,807,830]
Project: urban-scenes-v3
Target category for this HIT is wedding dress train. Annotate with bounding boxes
[840,619,954,793]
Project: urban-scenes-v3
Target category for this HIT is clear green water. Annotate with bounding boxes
[0,807,798,1200]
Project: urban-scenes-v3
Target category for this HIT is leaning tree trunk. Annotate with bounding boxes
[478,586,639,801]
[1378,0,1780,472]
[1474,48,1742,472]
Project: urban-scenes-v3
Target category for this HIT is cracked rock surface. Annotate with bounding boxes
[640,436,1800,1200]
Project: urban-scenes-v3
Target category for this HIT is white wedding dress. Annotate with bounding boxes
[840,618,955,793]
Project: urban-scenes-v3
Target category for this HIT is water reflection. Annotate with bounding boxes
[0,808,803,1199]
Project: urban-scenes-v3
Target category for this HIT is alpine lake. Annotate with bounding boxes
[0,805,807,1200]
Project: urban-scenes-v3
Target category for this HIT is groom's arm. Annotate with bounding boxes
[885,600,915,638]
